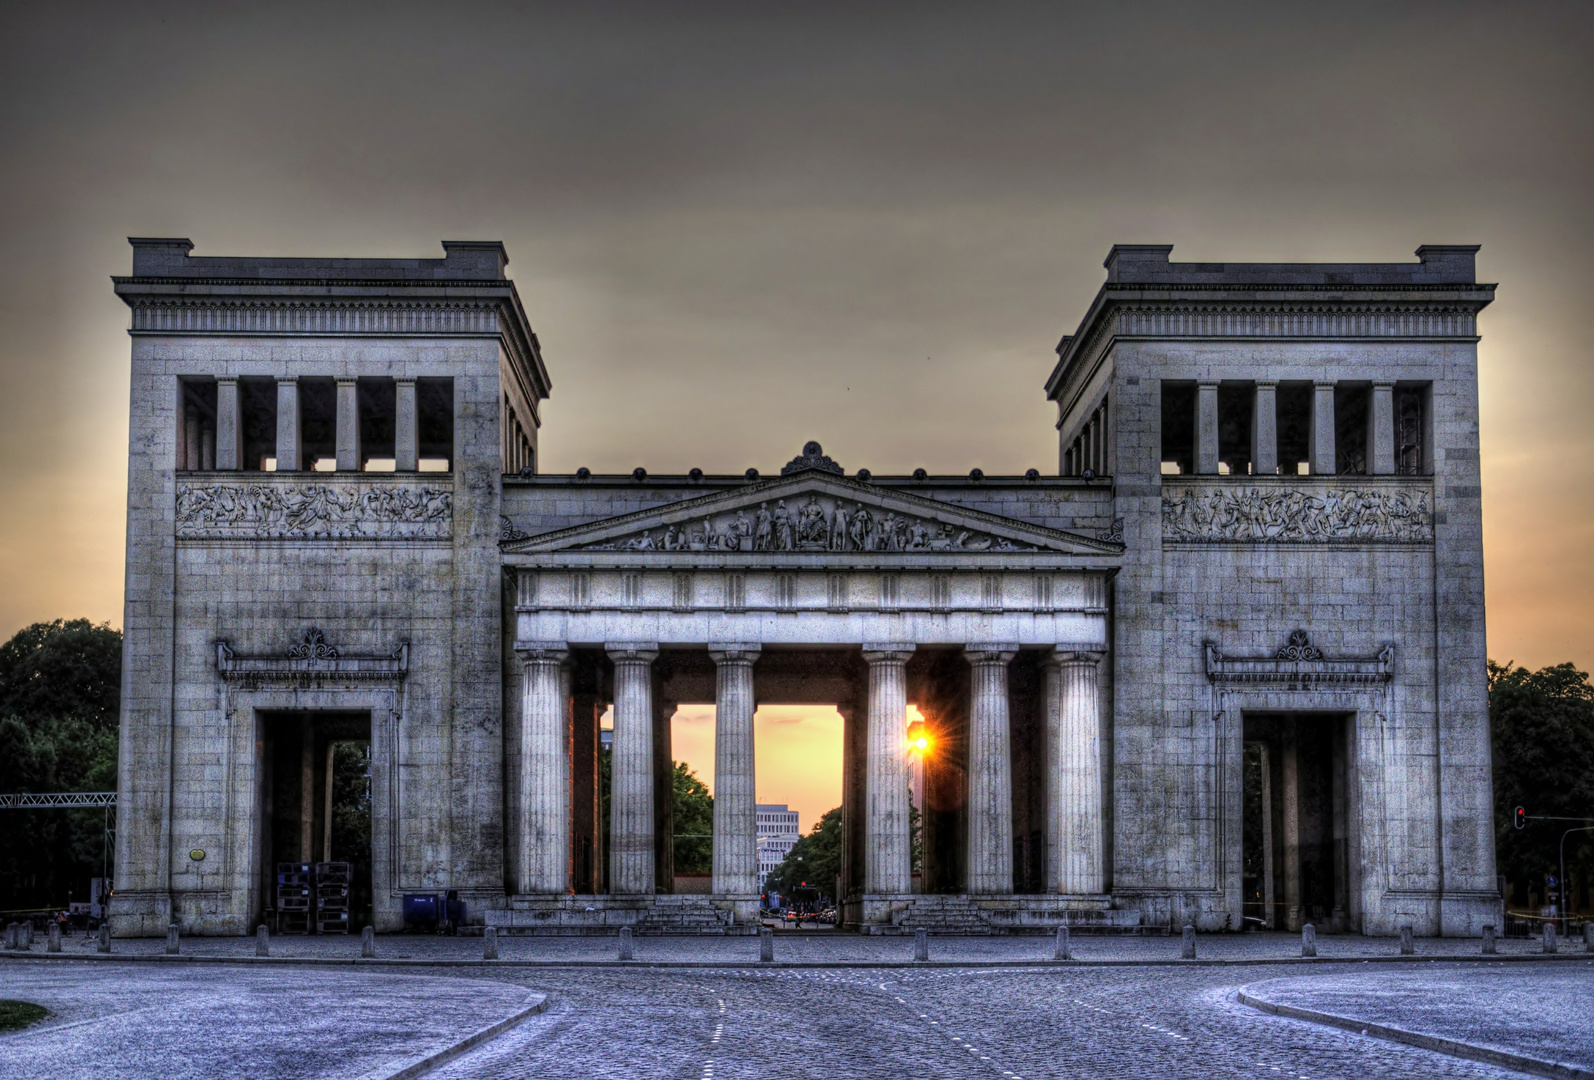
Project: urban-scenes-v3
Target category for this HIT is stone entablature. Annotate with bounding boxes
[176,475,454,541]
[1160,477,1434,545]
[215,629,410,690]
[507,471,1118,561]
[1204,631,1393,689]
[517,568,1108,617]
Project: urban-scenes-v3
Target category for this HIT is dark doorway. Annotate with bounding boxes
[259,711,372,932]
[1242,713,1353,932]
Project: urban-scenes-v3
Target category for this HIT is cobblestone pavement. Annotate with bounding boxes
[2,949,1586,1079]
[436,963,1578,1080]
[0,961,536,1080]
[1243,962,1594,1072]
[21,927,1580,964]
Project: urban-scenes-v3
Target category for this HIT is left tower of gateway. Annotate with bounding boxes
[109,239,549,936]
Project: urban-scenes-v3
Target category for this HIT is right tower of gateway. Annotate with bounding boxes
[1046,244,1501,936]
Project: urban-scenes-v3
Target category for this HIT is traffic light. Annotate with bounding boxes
[1514,806,1527,829]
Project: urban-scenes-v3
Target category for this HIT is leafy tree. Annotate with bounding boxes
[672,762,714,875]
[0,620,123,910]
[1490,660,1594,907]
[0,619,121,730]
[769,806,842,903]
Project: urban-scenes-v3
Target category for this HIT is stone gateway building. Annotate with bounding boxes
[109,239,1500,938]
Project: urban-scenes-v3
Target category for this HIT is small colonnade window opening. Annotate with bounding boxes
[1160,379,1430,477]
[177,375,454,473]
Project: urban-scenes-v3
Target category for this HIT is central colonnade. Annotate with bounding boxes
[510,638,1107,928]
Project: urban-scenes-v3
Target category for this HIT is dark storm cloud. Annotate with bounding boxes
[0,1,1590,664]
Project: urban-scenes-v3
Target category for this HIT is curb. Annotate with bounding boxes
[1237,989,1593,1080]
[362,992,549,1080]
[0,948,1588,972]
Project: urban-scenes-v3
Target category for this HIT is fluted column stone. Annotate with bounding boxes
[275,377,301,471]
[335,378,361,471]
[863,645,914,895]
[515,644,570,895]
[216,378,242,471]
[608,643,658,895]
[1047,647,1106,895]
[710,645,760,898]
[965,646,1017,895]
[395,378,418,472]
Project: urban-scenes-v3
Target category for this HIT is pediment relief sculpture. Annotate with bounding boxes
[583,495,1036,553]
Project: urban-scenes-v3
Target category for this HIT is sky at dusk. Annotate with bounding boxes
[1,3,1590,812]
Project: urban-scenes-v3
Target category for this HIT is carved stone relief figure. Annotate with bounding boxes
[578,494,1038,553]
[1162,483,1433,544]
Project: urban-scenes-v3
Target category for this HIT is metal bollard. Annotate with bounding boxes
[22,922,34,948]
[256,925,269,957]
[1054,925,1071,961]
[1399,926,1414,955]
[618,925,634,961]
[1543,923,1558,955]
[47,922,61,953]
[165,924,180,955]
[914,927,929,963]
[361,926,376,958]
[97,923,111,954]
[483,926,499,960]
[1481,924,1496,955]
[1181,925,1196,960]
[1300,923,1316,958]
[759,926,773,963]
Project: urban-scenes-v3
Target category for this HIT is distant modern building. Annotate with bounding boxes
[111,238,1500,938]
[757,805,802,882]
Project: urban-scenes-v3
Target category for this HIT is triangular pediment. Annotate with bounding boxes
[503,473,1119,558]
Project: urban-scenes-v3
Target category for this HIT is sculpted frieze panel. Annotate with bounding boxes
[581,495,1036,553]
[1162,482,1432,544]
[176,481,452,540]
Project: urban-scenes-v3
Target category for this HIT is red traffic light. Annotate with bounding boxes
[1514,806,1526,829]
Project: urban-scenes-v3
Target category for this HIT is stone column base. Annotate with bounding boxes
[486,894,759,935]
[107,890,173,938]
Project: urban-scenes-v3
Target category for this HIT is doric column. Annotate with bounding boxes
[1251,380,1278,476]
[607,643,658,895]
[965,646,1017,895]
[1369,381,1396,475]
[515,644,570,895]
[275,376,301,471]
[1047,647,1106,895]
[1195,381,1220,474]
[216,378,242,471]
[710,645,760,897]
[862,645,914,895]
[395,378,418,472]
[336,378,361,471]
[1309,380,1336,475]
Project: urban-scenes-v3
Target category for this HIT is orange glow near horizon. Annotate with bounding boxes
[670,702,928,833]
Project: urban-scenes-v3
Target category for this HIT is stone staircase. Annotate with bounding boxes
[891,895,995,934]
[634,896,735,935]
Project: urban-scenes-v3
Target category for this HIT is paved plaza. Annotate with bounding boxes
[1,936,1587,1079]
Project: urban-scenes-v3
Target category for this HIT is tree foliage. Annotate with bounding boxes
[1489,660,1594,899]
[0,619,123,909]
[0,619,122,731]
[768,806,842,902]
[672,762,714,875]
